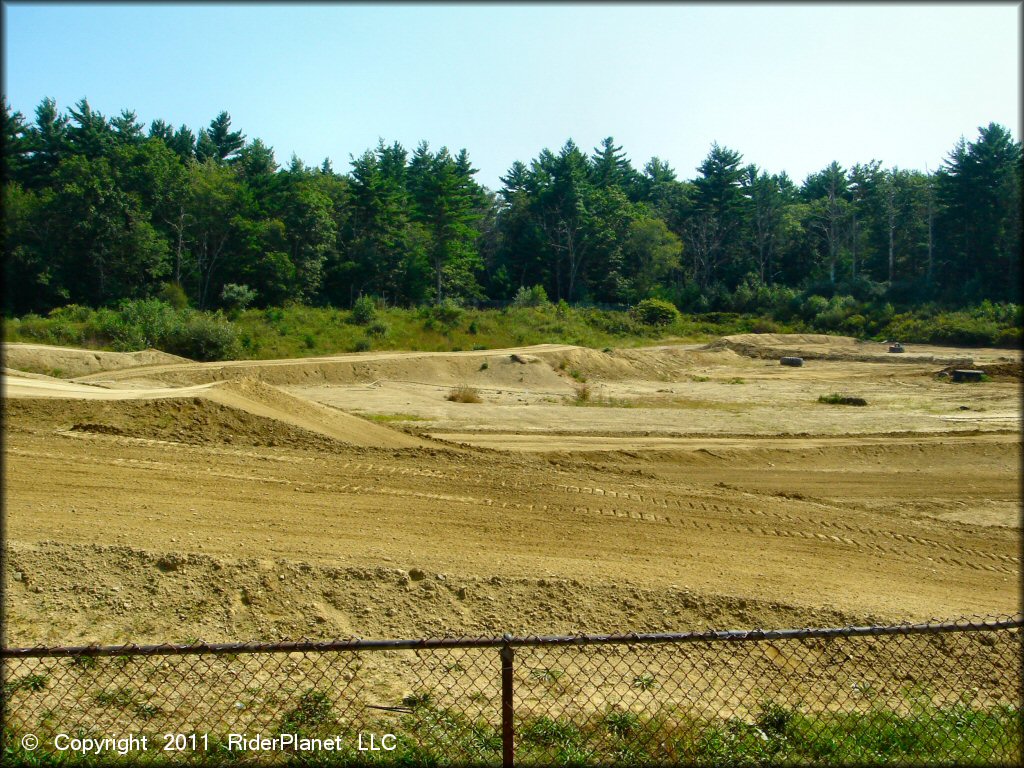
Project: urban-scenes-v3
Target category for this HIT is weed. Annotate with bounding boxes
[603,709,640,737]
[690,375,710,382]
[728,377,746,384]
[3,674,48,695]
[633,673,657,691]
[95,686,136,707]
[573,383,592,403]
[529,667,564,684]
[402,691,433,709]
[134,702,161,719]
[819,393,868,406]
[447,384,482,403]
[279,689,334,732]
[479,360,489,370]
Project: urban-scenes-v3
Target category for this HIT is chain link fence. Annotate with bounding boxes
[2,615,1020,766]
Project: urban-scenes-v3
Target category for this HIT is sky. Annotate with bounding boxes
[2,2,1020,190]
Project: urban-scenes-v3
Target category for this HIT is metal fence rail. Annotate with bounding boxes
[2,615,1020,766]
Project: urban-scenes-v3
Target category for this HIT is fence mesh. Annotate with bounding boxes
[2,616,1020,766]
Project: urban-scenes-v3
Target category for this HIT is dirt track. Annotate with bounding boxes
[2,336,1019,649]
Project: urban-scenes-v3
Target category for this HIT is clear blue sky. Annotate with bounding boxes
[3,2,1020,190]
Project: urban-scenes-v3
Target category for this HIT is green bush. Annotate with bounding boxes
[512,284,550,308]
[220,283,257,313]
[157,282,190,310]
[630,298,680,326]
[162,312,240,361]
[367,320,390,338]
[428,296,464,327]
[108,299,180,350]
[350,296,377,325]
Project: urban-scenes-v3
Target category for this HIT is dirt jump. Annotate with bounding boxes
[2,335,1019,651]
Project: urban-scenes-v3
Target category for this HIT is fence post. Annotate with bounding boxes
[501,637,515,768]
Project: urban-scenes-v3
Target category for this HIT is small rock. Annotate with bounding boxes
[12,572,23,582]
[457,587,468,600]
[408,568,427,581]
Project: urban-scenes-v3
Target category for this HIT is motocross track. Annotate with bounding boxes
[2,335,1020,651]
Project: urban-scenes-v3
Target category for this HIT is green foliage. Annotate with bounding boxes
[512,284,550,307]
[157,282,189,310]
[631,297,680,326]
[819,393,868,406]
[366,319,390,337]
[349,295,377,325]
[278,689,334,734]
[219,283,256,312]
[163,311,240,361]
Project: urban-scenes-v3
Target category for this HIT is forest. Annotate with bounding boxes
[2,97,1021,350]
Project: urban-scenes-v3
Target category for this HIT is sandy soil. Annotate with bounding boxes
[2,335,1019,653]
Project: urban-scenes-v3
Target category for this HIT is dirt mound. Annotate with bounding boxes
[706,333,974,365]
[4,395,348,450]
[3,540,862,646]
[204,378,429,449]
[3,343,191,378]
[936,361,1023,381]
[3,377,430,450]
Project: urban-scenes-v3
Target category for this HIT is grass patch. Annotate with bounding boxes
[446,384,482,403]
[0,699,1018,766]
[819,393,869,406]
[364,413,433,423]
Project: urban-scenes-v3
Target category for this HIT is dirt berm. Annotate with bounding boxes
[3,343,190,377]
[705,333,974,365]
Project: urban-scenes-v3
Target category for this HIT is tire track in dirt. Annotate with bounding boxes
[568,503,1016,575]
[548,483,1018,570]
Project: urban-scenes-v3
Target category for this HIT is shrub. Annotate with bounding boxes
[352,337,372,352]
[429,299,464,329]
[366,320,390,338]
[350,296,377,325]
[162,312,240,361]
[630,298,680,326]
[157,282,190,310]
[818,393,867,406]
[48,304,95,324]
[446,384,482,403]
[220,283,256,313]
[512,284,550,308]
[110,298,179,350]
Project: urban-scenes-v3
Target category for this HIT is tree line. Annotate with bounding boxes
[3,97,1020,317]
